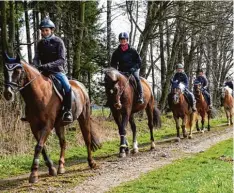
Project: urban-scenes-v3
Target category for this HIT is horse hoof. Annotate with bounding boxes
[188,135,193,139]
[58,167,66,174]
[200,130,204,134]
[175,137,181,142]
[49,167,57,176]
[29,174,38,183]
[89,161,97,169]
[131,148,139,154]
[119,152,126,158]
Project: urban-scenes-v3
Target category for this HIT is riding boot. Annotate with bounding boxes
[191,94,197,112]
[137,81,144,104]
[62,89,73,122]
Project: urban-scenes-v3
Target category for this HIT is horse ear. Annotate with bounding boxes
[16,52,21,62]
[3,51,10,62]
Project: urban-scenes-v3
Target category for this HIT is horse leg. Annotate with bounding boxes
[119,112,129,158]
[29,127,55,183]
[174,116,180,138]
[41,147,57,176]
[201,116,205,133]
[78,113,96,169]
[181,118,188,138]
[207,113,211,131]
[225,109,230,125]
[196,119,200,131]
[146,105,155,150]
[230,110,233,125]
[129,115,138,154]
[55,126,66,174]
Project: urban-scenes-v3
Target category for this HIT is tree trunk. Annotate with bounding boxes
[1,1,9,53]
[73,2,85,79]
[24,1,32,63]
[9,1,15,56]
[107,0,112,65]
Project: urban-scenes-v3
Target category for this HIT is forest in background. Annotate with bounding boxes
[0,1,233,155]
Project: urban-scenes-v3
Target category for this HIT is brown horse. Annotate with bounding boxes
[103,68,161,157]
[193,82,211,132]
[168,80,197,139]
[3,53,101,183]
[221,86,234,125]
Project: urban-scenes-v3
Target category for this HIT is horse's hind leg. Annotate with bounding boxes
[146,105,155,150]
[129,115,138,154]
[78,112,96,168]
[55,126,66,174]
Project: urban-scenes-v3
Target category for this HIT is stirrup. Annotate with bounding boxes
[62,111,73,122]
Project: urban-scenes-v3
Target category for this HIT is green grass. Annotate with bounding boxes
[0,110,229,180]
[109,138,233,193]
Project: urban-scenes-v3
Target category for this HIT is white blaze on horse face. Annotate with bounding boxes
[8,70,13,83]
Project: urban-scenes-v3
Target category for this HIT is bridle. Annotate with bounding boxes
[4,63,41,94]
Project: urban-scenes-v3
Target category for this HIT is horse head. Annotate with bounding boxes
[170,80,185,104]
[193,80,202,95]
[3,52,25,101]
[104,68,124,109]
[221,86,232,98]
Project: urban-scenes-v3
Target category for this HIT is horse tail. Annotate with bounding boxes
[90,118,102,152]
[153,106,162,128]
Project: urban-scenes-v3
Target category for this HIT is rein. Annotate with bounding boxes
[5,70,42,94]
[117,74,132,97]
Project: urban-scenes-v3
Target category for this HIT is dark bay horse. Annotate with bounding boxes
[193,81,211,132]
[3,53,101,183]
[221,86,233,125]
[168,80,198,139]
[103,68,161,157]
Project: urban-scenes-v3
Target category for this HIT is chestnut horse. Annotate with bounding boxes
[3,53,101,183]
[221,86,233,125]
[193,81,211,132]
[168,80,197,139]
[103,68,161,157]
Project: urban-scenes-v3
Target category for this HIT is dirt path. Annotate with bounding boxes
[70,126,232,193]
[1,126,232,193]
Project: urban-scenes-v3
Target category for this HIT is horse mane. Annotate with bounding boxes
[104,67,126,82]
[21,60,40,76]
[224,86,232,95]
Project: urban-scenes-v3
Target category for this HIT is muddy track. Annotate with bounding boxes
[1,126,232,193]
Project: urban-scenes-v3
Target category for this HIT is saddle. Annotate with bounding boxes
[50,75,65,101]
[49,75,76,103]
[121,72,142,95]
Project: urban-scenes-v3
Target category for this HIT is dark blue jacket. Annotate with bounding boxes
[195,75,208,89]
[225,81,233,90]
[33,35,66,73]
[110,45,141,72]
[173,72,188,88]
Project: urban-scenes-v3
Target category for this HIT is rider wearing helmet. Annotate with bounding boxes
[224,76,234,96]
[194,69,212,109]
[172,63,197,112]
[110,32,143,103]
[33,16,72,122]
